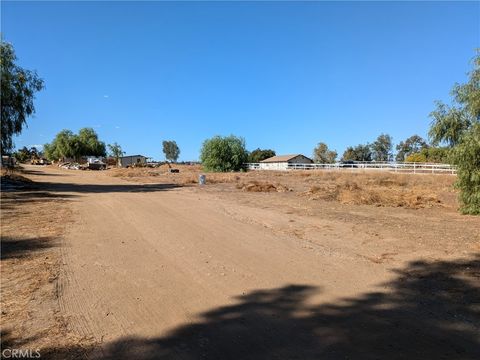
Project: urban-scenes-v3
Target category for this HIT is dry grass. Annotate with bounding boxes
[302,173,449,209]
[106,166,457,209]
[236,180,292,193]
[1,168,34,183]
[1,187,95,358]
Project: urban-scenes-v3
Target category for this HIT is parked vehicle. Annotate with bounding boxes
[340,160,358,168]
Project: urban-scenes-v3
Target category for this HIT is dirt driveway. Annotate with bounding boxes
[2,165,479,359]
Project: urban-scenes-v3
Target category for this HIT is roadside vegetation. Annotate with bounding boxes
[1,37,479,215]
[1,40,44,155]
[428,52,480,214]
[43,128,106,162]
[200,135,248,172]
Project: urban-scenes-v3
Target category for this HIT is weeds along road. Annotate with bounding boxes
[19,165,480,359]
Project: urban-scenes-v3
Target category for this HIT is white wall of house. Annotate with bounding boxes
[259,162,289,170]
[258,155,313,170]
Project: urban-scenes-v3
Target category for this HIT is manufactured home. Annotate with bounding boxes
[119,155,148,168]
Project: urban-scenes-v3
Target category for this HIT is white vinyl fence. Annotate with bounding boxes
[246,161,456,175]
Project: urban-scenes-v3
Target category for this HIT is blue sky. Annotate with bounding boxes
[2,1,479,161]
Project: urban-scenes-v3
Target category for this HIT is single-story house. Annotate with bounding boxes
[259,154,313,170]
[119,155,148,168]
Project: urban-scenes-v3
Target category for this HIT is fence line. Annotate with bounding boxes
[245,162,457,175]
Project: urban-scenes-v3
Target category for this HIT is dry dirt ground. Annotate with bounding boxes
[1,164,479,359]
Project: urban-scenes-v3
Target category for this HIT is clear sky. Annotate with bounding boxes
[2,1,479,161]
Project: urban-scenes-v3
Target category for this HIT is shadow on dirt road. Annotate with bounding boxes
[31,255,480,359]
[34,181,182,194]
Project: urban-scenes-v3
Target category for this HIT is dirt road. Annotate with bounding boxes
[10,166,480,359]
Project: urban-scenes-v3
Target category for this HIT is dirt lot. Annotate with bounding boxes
[1,165,479,359]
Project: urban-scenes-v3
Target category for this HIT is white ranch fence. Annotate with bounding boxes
[245,161,456,175]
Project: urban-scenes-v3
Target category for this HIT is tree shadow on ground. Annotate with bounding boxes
[0,190,78,213]
[38,255,479,359]
[33,182,183,194]
[0,236,57,260]
[21,168,69,177]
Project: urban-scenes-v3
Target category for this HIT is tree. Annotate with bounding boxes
[313,142,337,163]
[342,144,372,162]
[405,148,450,164]
[108,142,125,167]
[429,102,472,147]
[405,153,427,163]
[450,123,480,214]
[44,129,75,160]
[1,40,44,154]
[428,52,479,146]
[200,135,248,172]
[415,147,450,163]
[395,135,429,161]
[162,140,180,162]
[429,52,480,214]
[44,128,106,161]
[249,148,276,163]
[78,128,106,157]
[13,146,32,162]
[371,134,393,161]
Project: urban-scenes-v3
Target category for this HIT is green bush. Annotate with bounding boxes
[405,153,427,163]
[451,123,480,215]
[200,135,248,172]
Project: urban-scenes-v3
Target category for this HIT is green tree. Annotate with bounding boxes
[44,128,106,161]
[313,142,337,163]
[108,142,125,167]
[162,140,180,162]
[78,128,106,157]
[418,147,450,163]
[44,129,75,160]
[1,40,44,154]
[451,123,480,214]
[429,52,480,214]
[249,148,276,163]
[405,153,427,163]
[429,102,472,147]
[371,134,393,161]
[429,52,479,146]
[395,135,429,161]
[342,144,372,162]
[200,135,248,172]
[13,146,31,162]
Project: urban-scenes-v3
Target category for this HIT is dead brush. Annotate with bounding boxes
[207,173,241,184]
[305,176,443,209]
[237,180,291,193]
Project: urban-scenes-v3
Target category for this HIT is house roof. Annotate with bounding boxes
[120,155,148,158]
[260,154,309,163]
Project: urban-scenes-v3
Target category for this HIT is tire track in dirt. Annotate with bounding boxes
[20,166,401,351]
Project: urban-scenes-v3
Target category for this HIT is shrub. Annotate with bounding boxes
[405,153,427,163]
[200,135,248,172]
